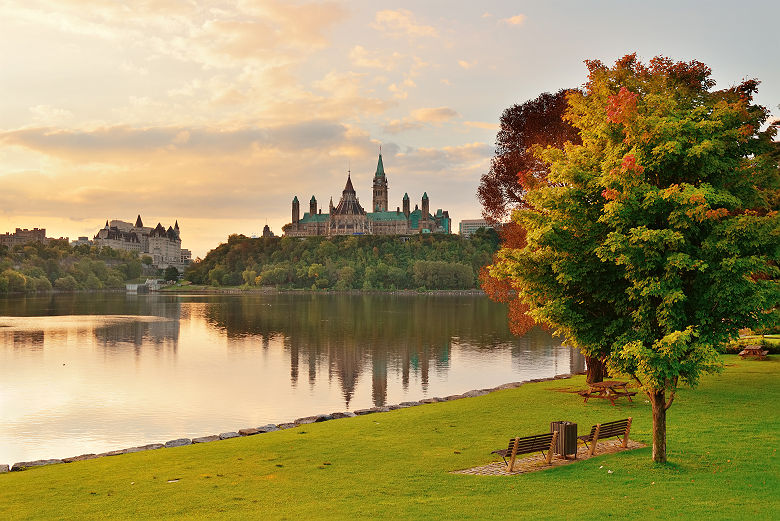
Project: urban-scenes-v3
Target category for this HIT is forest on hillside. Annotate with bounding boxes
[185,230,500,290]
[0,240,146,293]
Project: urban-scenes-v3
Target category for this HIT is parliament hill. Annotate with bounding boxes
[282,153,451,237]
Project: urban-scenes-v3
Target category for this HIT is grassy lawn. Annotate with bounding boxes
[2,356,777,520]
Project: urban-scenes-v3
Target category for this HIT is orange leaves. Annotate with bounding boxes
[606,87,639,124]
[601,188,619,200]
[705,208,729,220]
[621,154,644,175]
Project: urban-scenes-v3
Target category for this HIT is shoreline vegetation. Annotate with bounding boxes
[184,231,500,291]
[1,356,776,520]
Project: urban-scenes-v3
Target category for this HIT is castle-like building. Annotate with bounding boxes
[282,154,451,237]
[93,215,191,269]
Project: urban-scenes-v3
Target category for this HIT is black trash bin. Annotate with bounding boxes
[550,421,578,459]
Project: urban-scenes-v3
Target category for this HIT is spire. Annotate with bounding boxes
[403,192,409,200]
[135,214,143,228]
[174,220,179,230]
[375,152,385,178]
[343,173,355,194]
[105,220,109,229]
[422,192,428,200]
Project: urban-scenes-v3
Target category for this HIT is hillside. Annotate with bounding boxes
[0,240,145,293]
[185,230,500,290]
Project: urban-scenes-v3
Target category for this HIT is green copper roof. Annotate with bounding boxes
[299,212,329,223]
[293,196,299,203]
[368,211,407,222]
[310,195,316,202]
[403,192,409,200]
[375,153,385,178]
[422,192,428,199]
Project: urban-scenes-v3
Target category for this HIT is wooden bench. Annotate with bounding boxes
[577,417,632,457]
[491,432,558,472]
[578,381,637,406]
[738,345,769,360]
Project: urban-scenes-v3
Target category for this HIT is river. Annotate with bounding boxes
[0,292,584,465]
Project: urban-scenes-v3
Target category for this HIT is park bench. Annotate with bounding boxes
[491,431,558,472]
[577,417,632,457]
[577,380,637,406]
[738,345,768,360]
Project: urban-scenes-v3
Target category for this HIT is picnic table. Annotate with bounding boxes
[738,345,768,360]
[578,381,637,406]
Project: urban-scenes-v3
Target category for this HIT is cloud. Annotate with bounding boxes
[458,60,476,69]
[500,14,526,26]
[0,121,352,158]
[383,119,423,134]
[349,45,401,70]
[371,9,438,39]
[411,107,459,123]
[383,107,460,134]
[464,121,498,131]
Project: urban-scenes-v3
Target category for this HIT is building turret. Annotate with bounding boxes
[292,196,300,223]
[329,197,334,213]
[310,195,317,216]
[135,215,143,228]
[372,152,388,212]
[421,192,429,217]
[402,192,410,217]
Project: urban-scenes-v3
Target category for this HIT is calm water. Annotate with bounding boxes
[0,293,583,465]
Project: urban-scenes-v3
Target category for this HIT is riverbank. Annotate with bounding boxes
[158,284,486,296]
[1,356,776,520]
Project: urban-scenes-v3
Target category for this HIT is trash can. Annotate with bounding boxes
[550,421,578,459]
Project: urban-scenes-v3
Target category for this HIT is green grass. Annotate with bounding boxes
[2,356,778,520]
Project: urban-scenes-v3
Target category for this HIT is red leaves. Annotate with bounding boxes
[705,208,729,220]
[606,87,639,124]
[601,188,619,200]
[621,154,644,174]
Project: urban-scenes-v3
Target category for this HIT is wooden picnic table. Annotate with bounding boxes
[738,345,768,360]
[579,380,637,406]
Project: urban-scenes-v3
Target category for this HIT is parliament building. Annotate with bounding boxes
[282,154,451,237]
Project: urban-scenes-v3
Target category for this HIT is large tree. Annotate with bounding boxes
[477,90,614,380]
[491,54,779,463]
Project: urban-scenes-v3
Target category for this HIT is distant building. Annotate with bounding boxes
[459,219,501,238]
[71,236,92,247]
[93,215,190,270]
[283,153,451,237]
[262,225,275,238]
[0,228,68,248]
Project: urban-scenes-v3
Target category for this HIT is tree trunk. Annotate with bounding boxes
[649,389,667,463]
[585,356,606,384]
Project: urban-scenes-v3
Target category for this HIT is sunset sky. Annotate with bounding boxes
[1,0,778,257]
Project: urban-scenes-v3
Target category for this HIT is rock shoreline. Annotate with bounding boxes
[2,373,573,473]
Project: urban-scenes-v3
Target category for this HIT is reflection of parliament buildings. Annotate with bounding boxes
[1,295,585,409]
[205,295,585,408]
[282,153,452,237]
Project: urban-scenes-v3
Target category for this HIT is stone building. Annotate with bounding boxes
[282,154,451,237]
[0,228,68,248]
[93,215,190,270]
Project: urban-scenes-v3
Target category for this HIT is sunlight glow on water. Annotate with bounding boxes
[0,293,583,465]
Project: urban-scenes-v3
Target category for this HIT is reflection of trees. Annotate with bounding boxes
[0,293,181,355]
[202,294,571,407]
[1,330,45,349]
[92,298,181,353]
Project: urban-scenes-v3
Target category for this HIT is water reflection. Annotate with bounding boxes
[0,293,584,464]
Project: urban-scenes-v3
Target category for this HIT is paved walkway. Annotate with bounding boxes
[453,439,646,476]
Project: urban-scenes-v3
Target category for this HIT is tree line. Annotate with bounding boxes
[184,230,500,291]
[0,240,146,293]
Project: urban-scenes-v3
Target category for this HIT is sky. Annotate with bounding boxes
[1,0,778,258]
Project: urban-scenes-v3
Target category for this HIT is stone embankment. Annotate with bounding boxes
[2,373,573,473]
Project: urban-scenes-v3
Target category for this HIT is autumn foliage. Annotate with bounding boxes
[487,53,779,463]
